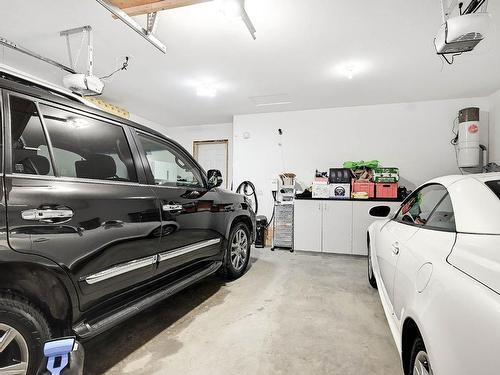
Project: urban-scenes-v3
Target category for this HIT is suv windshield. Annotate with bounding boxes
[485,180,500,200]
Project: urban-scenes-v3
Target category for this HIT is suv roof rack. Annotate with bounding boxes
[0,63,98,109]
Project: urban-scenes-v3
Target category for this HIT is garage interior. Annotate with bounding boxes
[0,0,499,374]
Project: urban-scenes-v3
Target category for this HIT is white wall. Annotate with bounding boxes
[163,123,234,187]
[233,97,490,218]
[489,89,500,164]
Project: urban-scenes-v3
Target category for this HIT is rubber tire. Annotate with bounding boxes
[368,242,377,289]
[0,294,52,375]
[408,337,429,375]
[220,222,251,280]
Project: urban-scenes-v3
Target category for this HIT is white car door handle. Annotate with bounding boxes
[392,242,400,255]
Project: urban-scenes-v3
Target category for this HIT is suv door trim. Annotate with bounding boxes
[158,238,221,262]
[83,255,158,285]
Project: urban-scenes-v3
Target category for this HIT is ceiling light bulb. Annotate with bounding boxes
[336,61,367,80]
[346,67,354,80]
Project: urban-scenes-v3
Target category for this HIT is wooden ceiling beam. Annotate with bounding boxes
[109,0,213,16]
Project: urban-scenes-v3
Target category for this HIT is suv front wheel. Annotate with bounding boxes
[221,222,251,279]
[0,294,52,375]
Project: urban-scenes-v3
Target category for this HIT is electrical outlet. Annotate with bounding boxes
[270,179,278,192]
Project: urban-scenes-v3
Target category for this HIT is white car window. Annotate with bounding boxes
[137,132,203,188]
[425,194,456,231]
[396,184,447,226]
[486,180,500,200]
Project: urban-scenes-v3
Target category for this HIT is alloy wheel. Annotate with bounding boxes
[413,350,433,375]
[231,228,248,271]
[0,323,29,375]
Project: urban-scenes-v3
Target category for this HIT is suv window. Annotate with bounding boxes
[136,132,203,188]
[486,180,500,200]
[396,184,447,226]
[39,104,137,182]
[10,96,54,176]
[425,193,456,231]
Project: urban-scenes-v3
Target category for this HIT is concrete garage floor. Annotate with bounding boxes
[85,249,402,375]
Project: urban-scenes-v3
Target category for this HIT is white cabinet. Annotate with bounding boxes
[293,200,322,252]
[322,201,352,254]
[351,201,399,255]
[294,199,402,255]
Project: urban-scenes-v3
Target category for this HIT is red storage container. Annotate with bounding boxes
[376,183,398,199]
[352,179,375,198]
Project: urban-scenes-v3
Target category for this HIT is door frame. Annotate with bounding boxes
[192,139,229,189]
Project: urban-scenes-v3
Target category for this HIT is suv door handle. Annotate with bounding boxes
[162,204,183,212]
[392,242,400,255]
[21,208,74,222]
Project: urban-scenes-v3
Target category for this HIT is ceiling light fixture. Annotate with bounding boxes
[336,61,369,80]
[215,0,256,40]
[250,94,292,107]
[344,65,356,80]
[196,82,218,98]
[255,101,292,107]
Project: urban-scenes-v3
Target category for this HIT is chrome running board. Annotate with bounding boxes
[74,261,222,339]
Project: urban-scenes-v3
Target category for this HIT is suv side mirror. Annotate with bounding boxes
[369,205,391,218]
[207,169,223,189]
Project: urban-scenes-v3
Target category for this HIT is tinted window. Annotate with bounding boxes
[486,180,500,200]
[425,194,456,231]
[39,105,137,182]
[396,185,447,226]
[10,96,54,176]
[137,132,203,188]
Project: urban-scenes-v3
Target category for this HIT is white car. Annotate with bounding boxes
[367,172,500,375]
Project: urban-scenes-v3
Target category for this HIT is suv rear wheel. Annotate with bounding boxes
[0,294,51,375]
[221,222,251,279]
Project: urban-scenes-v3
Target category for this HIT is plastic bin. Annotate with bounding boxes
[373,167,399,183]
[376,183,398,199]
[352,180,375,198]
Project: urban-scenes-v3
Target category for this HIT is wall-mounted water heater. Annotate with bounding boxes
[457,107,480,168]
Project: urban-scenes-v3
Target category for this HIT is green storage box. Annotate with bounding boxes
[373,167,399,183]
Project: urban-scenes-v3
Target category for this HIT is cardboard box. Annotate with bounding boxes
[312,183,330,198]
[329,183,351,199]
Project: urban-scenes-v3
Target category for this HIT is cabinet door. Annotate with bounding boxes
[322,201,353,254]
[293,200,322,252]
[352,201,402,255]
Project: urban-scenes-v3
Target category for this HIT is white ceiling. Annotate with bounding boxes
[1,0,499,127]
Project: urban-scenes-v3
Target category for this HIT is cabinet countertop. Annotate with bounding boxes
[294,196,404,203]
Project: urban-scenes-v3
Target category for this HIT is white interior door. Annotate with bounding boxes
[194,141,228,188]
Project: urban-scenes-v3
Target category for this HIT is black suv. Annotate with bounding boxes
[0,69,255,374]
